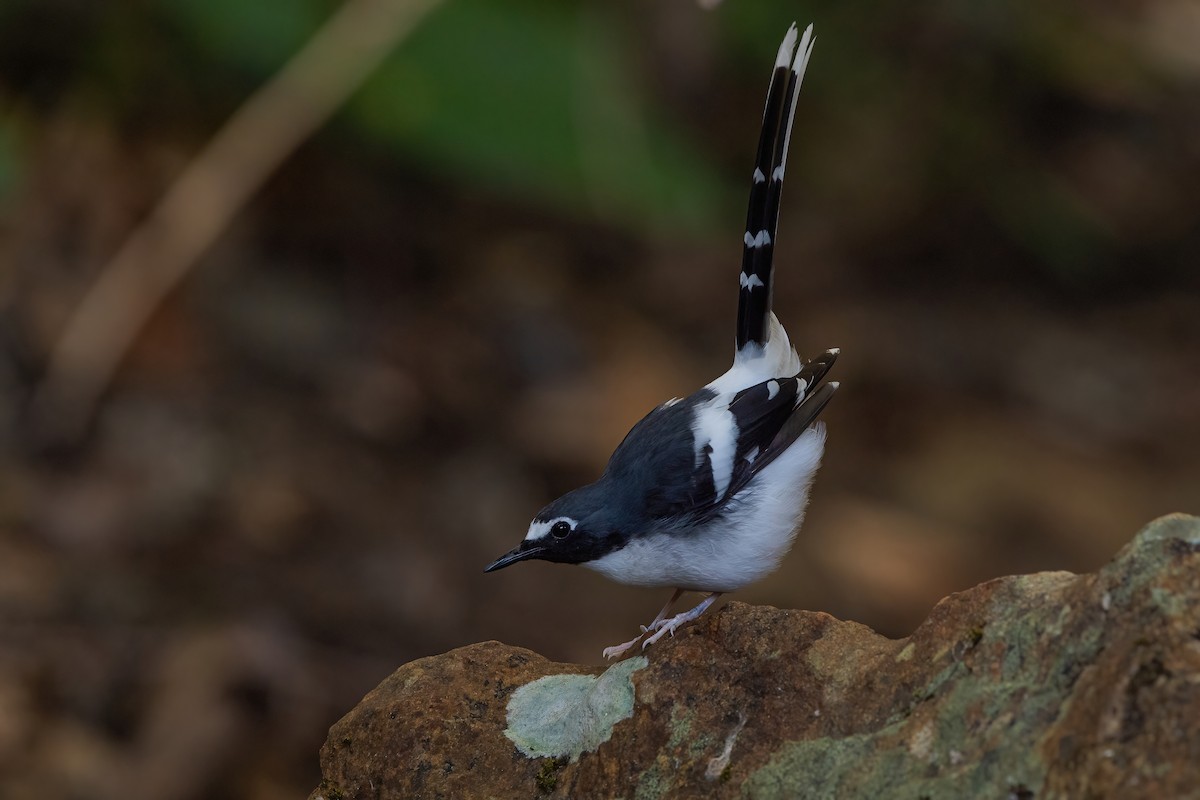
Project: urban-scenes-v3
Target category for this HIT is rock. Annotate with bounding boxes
[311,515,1200,799]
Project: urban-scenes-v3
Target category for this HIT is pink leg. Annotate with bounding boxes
[642,592,722,650]
[602,589,684,660]
[641,588,685,633]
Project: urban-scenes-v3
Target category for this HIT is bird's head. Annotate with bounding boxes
[484,483,625,572]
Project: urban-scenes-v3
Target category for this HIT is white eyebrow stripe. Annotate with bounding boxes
[525,516,577,541]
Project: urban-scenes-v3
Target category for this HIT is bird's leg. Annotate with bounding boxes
[602,589,684,660]
[640,588,685,633]
[642,592,722,650]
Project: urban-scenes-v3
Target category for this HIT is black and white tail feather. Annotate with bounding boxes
[484,23,838,661]
[737,22,815,353]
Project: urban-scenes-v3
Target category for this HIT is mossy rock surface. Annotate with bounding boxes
[311,514,1200,799]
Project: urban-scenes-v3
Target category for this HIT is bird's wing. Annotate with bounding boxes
[669,349,836,524]
[606,350,836,524]
[719,350,837,503]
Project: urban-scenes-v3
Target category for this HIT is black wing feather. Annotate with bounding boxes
[603,350,837,525]
[721,349,838,502]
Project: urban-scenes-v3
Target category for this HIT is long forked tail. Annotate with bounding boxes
[736,23,815,353]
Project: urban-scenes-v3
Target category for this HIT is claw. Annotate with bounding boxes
[607,589,699,658]
[642,621,677,650]
[602,634,644,660]
[638,592,723,652]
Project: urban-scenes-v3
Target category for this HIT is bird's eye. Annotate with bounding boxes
[551,521,572,539]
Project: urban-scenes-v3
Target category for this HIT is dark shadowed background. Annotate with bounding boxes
[1,0,1197,797]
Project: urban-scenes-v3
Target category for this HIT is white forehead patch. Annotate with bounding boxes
[525,516,578,541]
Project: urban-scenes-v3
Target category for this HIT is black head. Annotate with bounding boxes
[483,483,629,573]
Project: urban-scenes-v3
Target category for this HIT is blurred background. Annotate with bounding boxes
[1,0,1198,797]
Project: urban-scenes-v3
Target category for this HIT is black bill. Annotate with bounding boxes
[483,542,546,573]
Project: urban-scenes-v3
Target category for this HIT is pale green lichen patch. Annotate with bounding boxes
[1103,514,1200,609]
[634,757,674,800]
[1131,513,1200,547]
[1150,586,1189,616]
[666,706,695,750]
[505,656,647,762]
[744,723,1042,800]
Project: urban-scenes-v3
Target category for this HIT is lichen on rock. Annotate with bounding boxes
[504,656,646,761]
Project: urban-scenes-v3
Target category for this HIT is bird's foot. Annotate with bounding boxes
[641,618,682,649]
[602,635,645,660]
[607,588,691,658]
[640,592,722,651]
[640,589,685,634]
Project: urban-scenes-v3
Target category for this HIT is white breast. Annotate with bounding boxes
[584,423,827,592]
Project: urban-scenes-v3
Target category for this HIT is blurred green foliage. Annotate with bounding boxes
[170,0,329,75]
[0,0,728,232]
[351,0,723,230]
[0,0,1194,287]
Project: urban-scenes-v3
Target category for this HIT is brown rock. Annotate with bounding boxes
[312,514,1200,799]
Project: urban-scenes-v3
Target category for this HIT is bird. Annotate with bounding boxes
[485,23,837,660]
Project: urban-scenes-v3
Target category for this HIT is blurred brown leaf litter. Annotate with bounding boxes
[1,0,1199,798]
